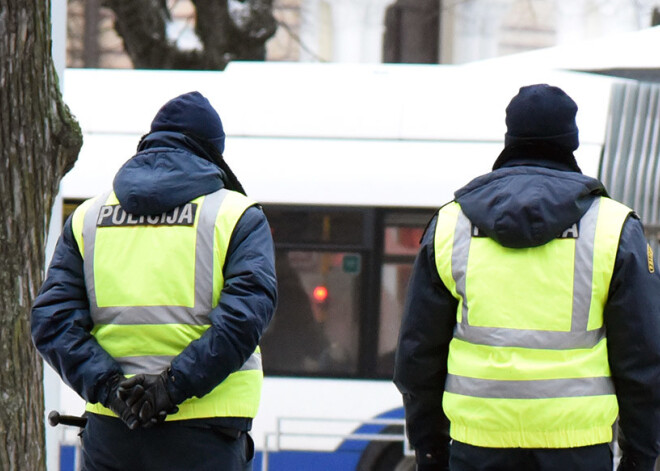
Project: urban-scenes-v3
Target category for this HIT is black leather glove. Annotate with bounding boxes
[102,374,139,430]
[118,370,179,428]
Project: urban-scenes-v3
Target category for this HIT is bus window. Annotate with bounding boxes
[261,205,368,377]
[266,208,365,245]
[376,220,427,377]
[260,250,362,376]
[63,199,85,225]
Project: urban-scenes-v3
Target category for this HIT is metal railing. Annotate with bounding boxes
[260,416,412,471]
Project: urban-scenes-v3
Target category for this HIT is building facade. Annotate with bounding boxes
[66,0,659,68]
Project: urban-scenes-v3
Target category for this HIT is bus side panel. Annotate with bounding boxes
[254,450,361,470]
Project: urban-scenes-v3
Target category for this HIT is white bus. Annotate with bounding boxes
[52,62,619,470]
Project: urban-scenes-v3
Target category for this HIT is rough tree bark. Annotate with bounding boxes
[104,0,278,70]
[0,1,82,470]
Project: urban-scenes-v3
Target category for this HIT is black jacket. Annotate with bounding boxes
[394,159,660,470]
[31,131,277,430]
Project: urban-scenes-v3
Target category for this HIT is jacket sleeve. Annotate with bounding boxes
[167,205,277,401]
[30,216,123,405]
[605,215,660,469]
[393,215,457,470]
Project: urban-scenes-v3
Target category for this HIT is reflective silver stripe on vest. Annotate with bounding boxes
[92,305,209,326]
[82,191,112,309]
[572,198,600,332]
[445,374,616,399]
[452,198,602,349]
[453,211,473,324]
[454,323,605,350]
[82,190,228,323]
[117,352,263,376]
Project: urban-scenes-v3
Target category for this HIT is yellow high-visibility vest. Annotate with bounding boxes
[434,196,631,448]
[71,189,263,420]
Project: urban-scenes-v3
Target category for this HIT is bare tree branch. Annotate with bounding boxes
[103,0,277,70]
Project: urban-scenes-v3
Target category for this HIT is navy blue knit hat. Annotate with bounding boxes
[504,84,579,151]
[150,91,225,154]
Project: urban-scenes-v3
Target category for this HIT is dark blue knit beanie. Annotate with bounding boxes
[150,91,225,154]
[504,84,579,151]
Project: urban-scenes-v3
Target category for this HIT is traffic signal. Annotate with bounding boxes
[312,285,329,304]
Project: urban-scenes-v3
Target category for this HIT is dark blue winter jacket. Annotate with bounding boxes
[394,158,660,470]
[31,131,277,430]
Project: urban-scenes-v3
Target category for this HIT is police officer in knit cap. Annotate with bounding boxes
[32,91,277,471]
[394,84,660,470]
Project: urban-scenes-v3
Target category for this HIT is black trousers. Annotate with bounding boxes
[81,413,254,471]
[450,440,613,471]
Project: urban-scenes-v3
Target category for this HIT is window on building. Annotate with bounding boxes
[383,0,440,64]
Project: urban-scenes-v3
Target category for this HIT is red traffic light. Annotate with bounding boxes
[312,285,328,303]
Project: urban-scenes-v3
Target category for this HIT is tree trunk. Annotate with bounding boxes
[0,1,82,469]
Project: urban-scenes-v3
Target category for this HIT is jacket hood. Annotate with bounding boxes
[455,166,607,248]
[113,131,225,215]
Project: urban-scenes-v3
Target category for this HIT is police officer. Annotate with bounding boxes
[393,84,660,471]
[31,91,277,471]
